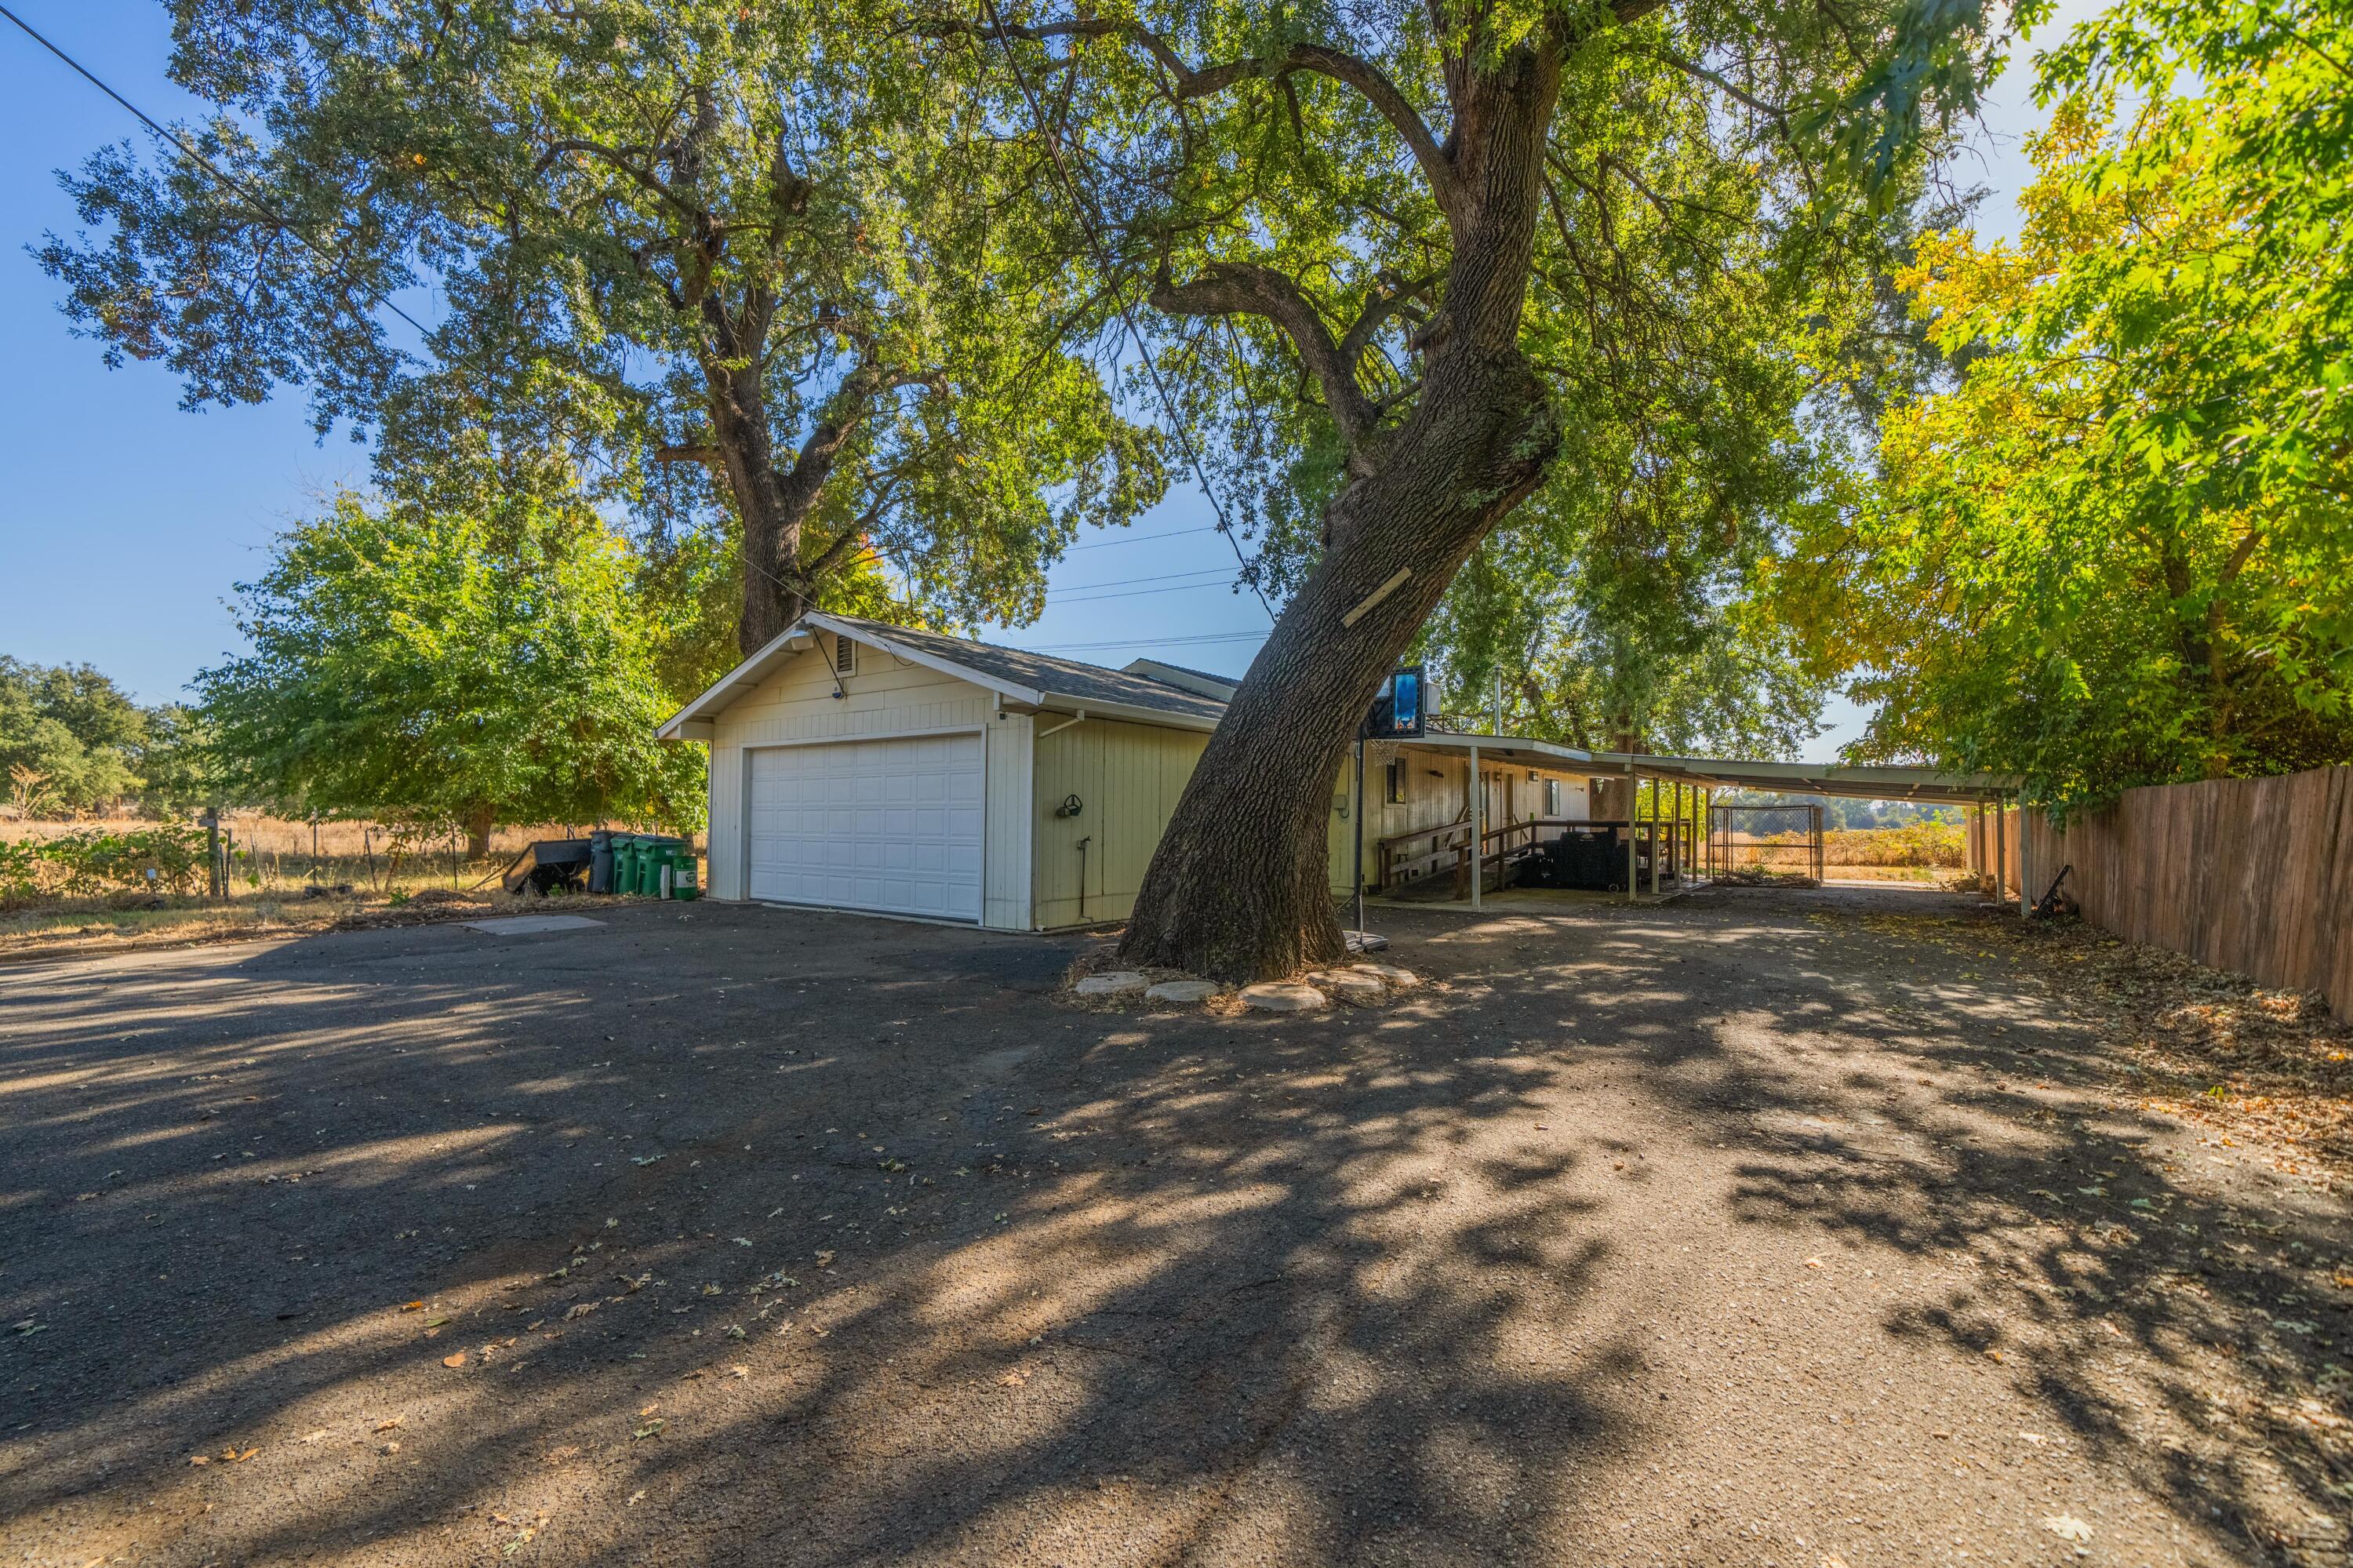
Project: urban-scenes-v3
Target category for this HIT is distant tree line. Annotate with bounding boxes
[0,657,209,818]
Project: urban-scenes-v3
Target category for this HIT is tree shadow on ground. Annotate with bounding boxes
[1664,889,2353,1566]
[0,906,1649,1565]
[1,890,2344,1565]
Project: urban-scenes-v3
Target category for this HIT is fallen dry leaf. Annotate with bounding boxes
[299,1430,329,1445]
[399,1301,424,1312]
[441,1352,467,1369]
[1802,1257,1825,1269]
[2044,1514,2093,1542]
[563,1301,598,1322]
[373,1417,401,1433]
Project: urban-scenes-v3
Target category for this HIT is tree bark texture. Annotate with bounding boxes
[464,804,495,862]
[1119,38,1567,982]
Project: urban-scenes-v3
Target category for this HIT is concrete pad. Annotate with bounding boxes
[1240,981,1328,1013]
[1073,970,1151,997]
[1351,962,1420,988]
[1144,979,1221,1004]
[460,915,607,936]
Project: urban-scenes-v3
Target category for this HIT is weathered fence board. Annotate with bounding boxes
[1968,766,2353,1022]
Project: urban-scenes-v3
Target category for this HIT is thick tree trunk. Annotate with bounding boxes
[1118,36,1567,982]
[464,804,495,862]
[1120,355,1559,980]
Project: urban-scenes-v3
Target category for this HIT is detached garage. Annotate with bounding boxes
[656,613,1227,930]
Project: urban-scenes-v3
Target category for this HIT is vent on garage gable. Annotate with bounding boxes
[834,636,857,676]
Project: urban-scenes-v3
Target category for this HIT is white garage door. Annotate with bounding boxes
[745,733,984,921]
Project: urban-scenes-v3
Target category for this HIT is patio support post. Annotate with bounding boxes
[1649,777,1662,896]
[1469,743,1483,911]
[1624,760,1637,904]
[1672,780,1684,886]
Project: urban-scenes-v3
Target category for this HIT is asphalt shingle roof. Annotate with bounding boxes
[831,616,1231,722]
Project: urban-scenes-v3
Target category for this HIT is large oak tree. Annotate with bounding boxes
[38,0,1165,658]
[932,0,2013,977]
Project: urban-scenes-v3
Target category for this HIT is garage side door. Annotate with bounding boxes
[746,733,984,921]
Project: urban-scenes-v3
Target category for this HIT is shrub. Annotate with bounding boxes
[0,839,37,906]
[31,825,208,895]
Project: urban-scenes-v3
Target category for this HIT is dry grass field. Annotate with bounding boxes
[0,814,697,962]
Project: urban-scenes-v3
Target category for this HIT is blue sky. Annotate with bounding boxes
[0,0,2101,751]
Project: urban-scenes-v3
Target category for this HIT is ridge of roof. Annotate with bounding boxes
[825,616,1229,722]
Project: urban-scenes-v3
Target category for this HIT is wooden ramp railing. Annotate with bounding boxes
[1371,817,1593,897]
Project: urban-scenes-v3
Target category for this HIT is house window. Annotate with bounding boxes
[834,636,856,676]
[1544,778,1562,816]
[1384,759,1407,805]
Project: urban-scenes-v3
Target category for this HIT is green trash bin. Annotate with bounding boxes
[650,837,687,899]
[609,834,640,896]
[674,848,700,901]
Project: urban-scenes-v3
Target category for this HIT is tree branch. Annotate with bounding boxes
[921,18,1464,221]
[1652,45,1789,128]
[1149,260,1381,464]
[804,497,891,587]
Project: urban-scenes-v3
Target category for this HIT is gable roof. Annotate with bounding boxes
[656,612,1229,740]
[1119,657,1242,701]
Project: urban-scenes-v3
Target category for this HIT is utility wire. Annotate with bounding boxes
[967,0,1275,621]
[5,2,1249,638]
[1063,523,1218,551]
[0,1,435,344]
[1058,564,1234,592]
[1030,630,1268,652]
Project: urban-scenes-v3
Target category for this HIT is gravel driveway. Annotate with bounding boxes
[2,887,2345,1566]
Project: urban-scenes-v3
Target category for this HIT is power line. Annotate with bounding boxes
[1057,564,1233,592]
[1054,579,1248,606]
[1062,524,1220,551]
[966,0,1275,621]
[7,2,1249,638]
[1027,630,1268,652]
[0,1,435,344]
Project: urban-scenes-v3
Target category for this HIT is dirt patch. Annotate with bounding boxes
[2035,921,2351,1180]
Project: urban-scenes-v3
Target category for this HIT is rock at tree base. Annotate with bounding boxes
[1145,979,1221,1003]
[1240,982,1329,1013]
[1315,972,1387,1004]
[1350,963,1420,988]
[1074,971,1150,998]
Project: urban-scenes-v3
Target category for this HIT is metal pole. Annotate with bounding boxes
[1671,780,1684,886]
[1624,761,1637,903]
[1469,742,1483,911]
[1352,738,1366,941]
[1649,777,1662,896]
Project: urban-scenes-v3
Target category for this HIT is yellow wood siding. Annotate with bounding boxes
[1032,718,1209,928]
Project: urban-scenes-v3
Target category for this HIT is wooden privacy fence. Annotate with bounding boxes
[1969,766,2353,1022]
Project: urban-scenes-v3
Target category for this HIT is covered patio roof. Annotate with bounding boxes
[1397,732,2016,806]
